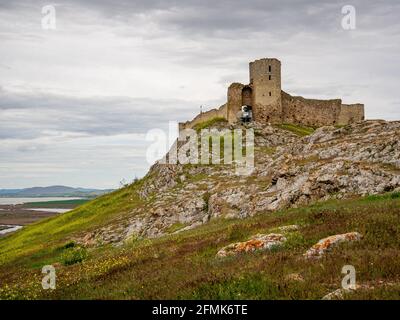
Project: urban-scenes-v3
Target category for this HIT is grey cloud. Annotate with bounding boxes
[1,0,400,188]
[61,0,400,40]
[0,89,213,140]
[3,0,399,38]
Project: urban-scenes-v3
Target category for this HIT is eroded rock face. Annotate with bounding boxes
[216,233,287,257]
[304,232,362,259]
[138,163,182,199]
[76,120,400,247]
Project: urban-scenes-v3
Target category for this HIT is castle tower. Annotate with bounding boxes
[249,58,282,123]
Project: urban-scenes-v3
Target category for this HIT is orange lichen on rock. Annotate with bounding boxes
[216,233,286,257]
[304,232,362,259]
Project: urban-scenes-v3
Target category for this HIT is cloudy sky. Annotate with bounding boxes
[0,0,399,189]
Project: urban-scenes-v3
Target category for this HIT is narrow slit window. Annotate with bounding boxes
[269,92,272,96]
[269,75,271,80]
[268,65,272,72]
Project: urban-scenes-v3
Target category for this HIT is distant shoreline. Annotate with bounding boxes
[0,195,93,198]
[0,198,90,229]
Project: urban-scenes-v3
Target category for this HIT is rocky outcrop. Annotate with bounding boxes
[77,120,400,247]
[216,233,287,257]
[304,232,362,259]
[138,163,181,199]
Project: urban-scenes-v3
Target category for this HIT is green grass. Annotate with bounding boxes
[0,178,147,266]
[0,191,399,300]
[193,117,228,132]
[166,222,187,234]
[276,123,315,136]
[363,192,400,202]
[22,199,90,209]
[61,247,87,266]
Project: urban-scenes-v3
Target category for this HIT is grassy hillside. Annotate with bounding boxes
[0,189,399,300]
[22,199,90,209]
[276,123,315,136]
[193,117,228,132]
[0,179,147,267]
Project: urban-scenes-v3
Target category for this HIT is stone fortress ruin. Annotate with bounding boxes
[179,58,365,130]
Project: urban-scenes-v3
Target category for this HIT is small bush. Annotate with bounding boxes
[203,192,211,211]
[61,247,87,266]
[227,224,247,242]
[54,241,76,253]
[363,191,400,202]
[284,232,308,250]
[61,241,76,250]
[391,192,400,199]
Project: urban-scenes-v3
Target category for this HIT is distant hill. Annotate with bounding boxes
[0,185,113,198]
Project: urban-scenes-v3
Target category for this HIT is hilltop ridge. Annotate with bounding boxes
[76,119,400,246]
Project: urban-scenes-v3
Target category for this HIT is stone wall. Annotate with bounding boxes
[179,103,228,131]
[338,104,365,125]
[281,91,342,127]
[227,83,245,123]
[179,58,365,131]
[242,86,252,106]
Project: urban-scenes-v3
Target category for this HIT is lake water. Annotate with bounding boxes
[28,208,70,213]
[0,197,82,205]
[0,197,82,236]
[0,197,81,236]
[0,225,23,235]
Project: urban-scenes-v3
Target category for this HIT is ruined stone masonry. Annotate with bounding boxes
[179,58,364,130]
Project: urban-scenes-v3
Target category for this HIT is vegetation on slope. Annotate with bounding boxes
[276,123,315,136]
[193,117,228,132]
[0,178,147,267]
[0,191,399,300]
[22,199,90,209]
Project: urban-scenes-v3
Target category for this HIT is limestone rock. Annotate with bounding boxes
[321,284,371,300]
[321,288,348,300]
[304,232,362,259]
[276,225,300,233]
[216,233,286,257]
[285,273,305,282]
